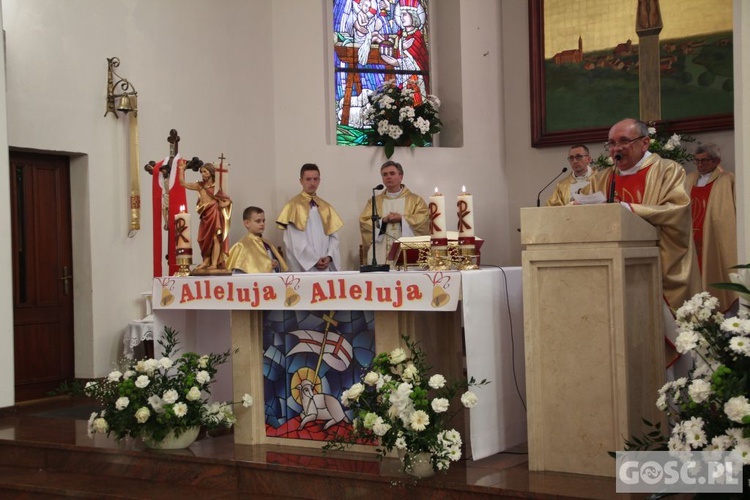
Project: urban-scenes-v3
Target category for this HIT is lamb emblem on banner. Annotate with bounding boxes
[288,312,352,430]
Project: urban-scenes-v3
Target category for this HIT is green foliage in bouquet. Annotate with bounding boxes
[323,336,488,472]
[363,80,442,159]
[84,327,252,443]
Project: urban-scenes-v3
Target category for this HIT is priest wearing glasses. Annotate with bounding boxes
[583,118,700,311]
[546,145,595,206]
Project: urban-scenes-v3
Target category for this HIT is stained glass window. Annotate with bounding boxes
[333,0,431,146]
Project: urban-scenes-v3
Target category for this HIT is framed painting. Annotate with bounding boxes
[529,0,734,147]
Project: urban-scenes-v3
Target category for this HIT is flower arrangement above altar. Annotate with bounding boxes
[84,326,252,446]
[363,80,442,159]
[323,336,488,475]
[593,123,695,170]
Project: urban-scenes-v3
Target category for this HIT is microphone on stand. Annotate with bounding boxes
[536,167,568,207]
[360,184,390,273]
[607,154,621,203]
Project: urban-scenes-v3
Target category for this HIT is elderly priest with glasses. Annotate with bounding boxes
[583,118,701,312]
[685,143,737,308]
[546,145,595,206]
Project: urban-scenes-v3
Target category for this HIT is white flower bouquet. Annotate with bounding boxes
[323,336,488,473]
[362,80,442,159]
[84,326,252,443]
[622,281,750,458]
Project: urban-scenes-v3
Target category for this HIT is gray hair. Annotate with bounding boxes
[694,143,721,161]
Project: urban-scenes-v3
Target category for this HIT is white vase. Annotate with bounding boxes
[143,426,200,450]
[404,451,434,479]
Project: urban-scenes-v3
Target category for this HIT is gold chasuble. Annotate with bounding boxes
[546,169,595,206]
[685,166,737,308]
[275,192,344,235]
[227,233,288,274]
[359,187,430,253]
[588,154,701,310]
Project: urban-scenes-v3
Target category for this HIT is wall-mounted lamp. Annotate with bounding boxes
[105,56,138,118]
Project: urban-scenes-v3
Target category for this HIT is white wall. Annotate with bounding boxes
[735,0,750,261]
[1,0,275,379]
[0,1,16,408]
[0,0,745,405]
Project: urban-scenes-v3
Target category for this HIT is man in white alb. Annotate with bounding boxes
[276,163,343,272]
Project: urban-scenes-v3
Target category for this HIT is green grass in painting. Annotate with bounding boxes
[544,32,733,132]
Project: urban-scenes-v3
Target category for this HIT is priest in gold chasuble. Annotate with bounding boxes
[685,143,737,309]
[359,161,430,264]
[585,118,700,311]
[546,145,595,206]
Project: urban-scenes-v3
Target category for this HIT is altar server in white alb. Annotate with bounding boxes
[359,160,430,264]
[276,163,343,272]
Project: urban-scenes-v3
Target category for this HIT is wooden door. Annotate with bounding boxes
[10,152,75,402]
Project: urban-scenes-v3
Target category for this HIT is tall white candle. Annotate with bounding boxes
[175,205,191,251]
[429,187,447,241]
[457,185,475,240]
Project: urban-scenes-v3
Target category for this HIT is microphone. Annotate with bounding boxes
[536,167,568,207]
[607,155,621,203]
[361,184,389,273]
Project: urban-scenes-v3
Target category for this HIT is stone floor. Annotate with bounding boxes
[0,396,679,499]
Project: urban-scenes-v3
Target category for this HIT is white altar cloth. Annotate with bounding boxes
[462,266,526,460]
[152,267,525,459]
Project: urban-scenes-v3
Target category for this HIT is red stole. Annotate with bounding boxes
[151,155,187,277]
[611,165,652,204]
[690,183,713,269]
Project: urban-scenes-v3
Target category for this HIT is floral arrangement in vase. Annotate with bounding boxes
[84,326,252,446]
[362,79,442,159]
[593,122,695,171]
[323,336,488,474]
[620,266,750,456]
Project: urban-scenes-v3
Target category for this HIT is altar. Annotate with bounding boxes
[152,267,525,460]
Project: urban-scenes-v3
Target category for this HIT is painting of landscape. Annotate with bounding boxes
[530,0,733,147]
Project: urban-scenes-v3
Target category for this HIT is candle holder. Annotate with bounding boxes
[174,248,192,277]
[428,238,451,271]
[457,236,479,270]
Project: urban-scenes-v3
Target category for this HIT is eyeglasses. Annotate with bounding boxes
[694,158,716,165]
[606,135,645,149]
[566,154,589,162]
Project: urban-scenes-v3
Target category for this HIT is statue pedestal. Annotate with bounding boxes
[521,204,666,477]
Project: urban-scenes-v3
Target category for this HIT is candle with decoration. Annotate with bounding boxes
[457,185,475,246]
[429,187,447,246]
[174,205,192,276]
[175,205,191,250]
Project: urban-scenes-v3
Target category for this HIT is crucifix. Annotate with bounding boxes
[636,0,663,122]
[144,129,181,230]
[144,129,189,277]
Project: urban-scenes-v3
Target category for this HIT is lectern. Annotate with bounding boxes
[520,204,666,477]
